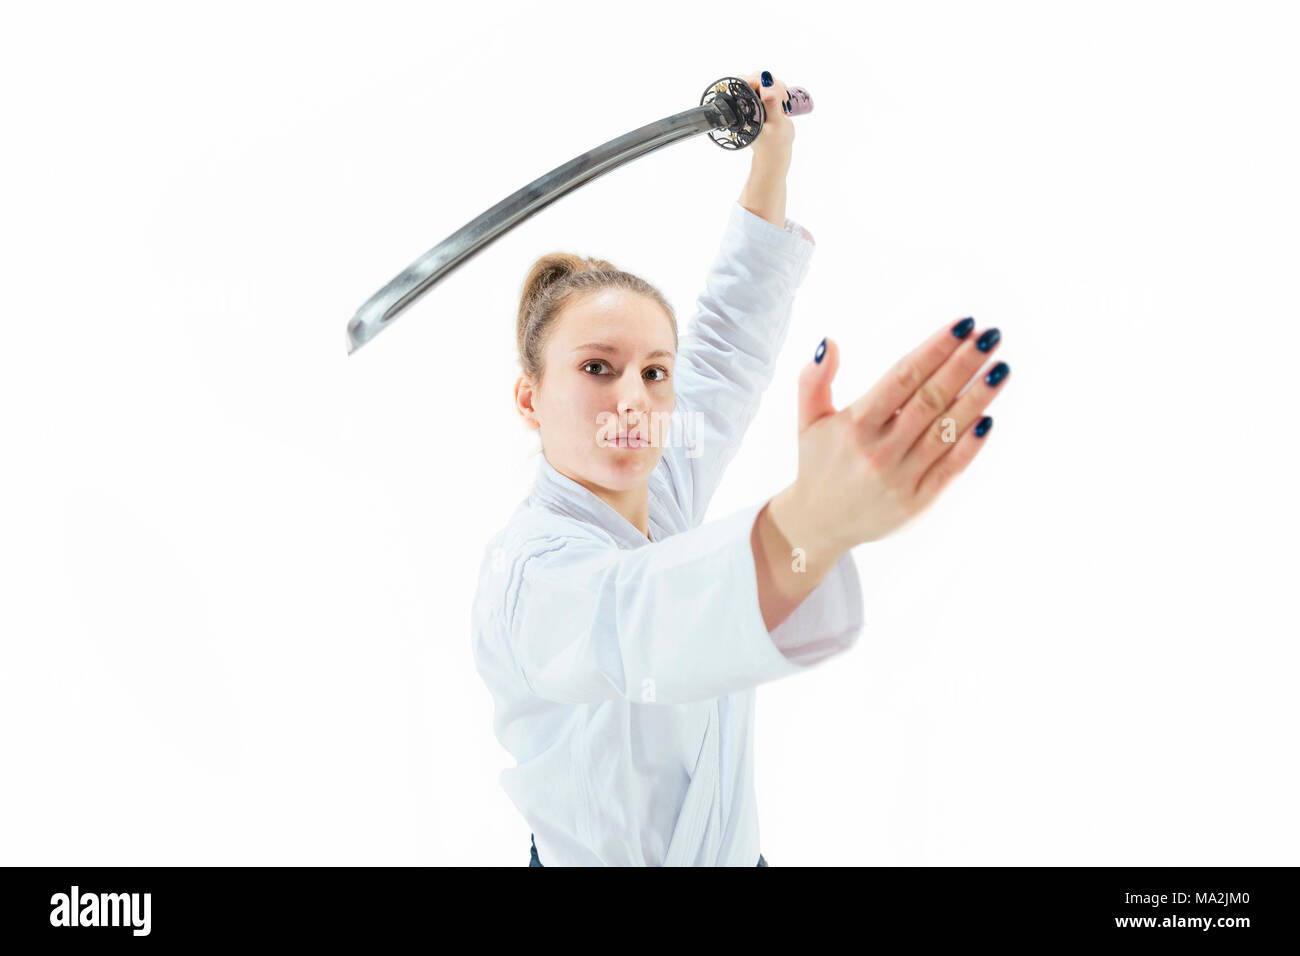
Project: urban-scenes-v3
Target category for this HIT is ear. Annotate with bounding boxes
[514,374,540,430]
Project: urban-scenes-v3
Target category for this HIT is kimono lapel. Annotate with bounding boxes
[528,454,669,548]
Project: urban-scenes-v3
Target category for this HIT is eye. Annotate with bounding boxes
[645,366,670,382]
[582,360,610,375]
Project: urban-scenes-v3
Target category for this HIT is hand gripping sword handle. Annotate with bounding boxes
[699,76,813,150]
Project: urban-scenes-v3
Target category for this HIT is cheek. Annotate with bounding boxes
[559,382,607,441]
[549,377,588,415]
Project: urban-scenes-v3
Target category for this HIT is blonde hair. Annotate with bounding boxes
[515,252,677,386]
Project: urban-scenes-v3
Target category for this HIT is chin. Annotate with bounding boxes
[591,448,663,490]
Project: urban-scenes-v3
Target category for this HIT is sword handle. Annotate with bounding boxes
[785,86,813,116]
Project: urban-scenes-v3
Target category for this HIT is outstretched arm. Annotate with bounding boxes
[503,500,861,706]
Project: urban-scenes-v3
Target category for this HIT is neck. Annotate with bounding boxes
[553,461,651,540]
[596,483,651,540]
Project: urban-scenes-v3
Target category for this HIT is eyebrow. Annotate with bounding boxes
[571,341,675,360]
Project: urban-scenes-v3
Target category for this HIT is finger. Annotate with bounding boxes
[897,355,1010,486]
[797,336,839,433]
[885,324,1001,465]
[746,70,791,116]
[849,317,977,430]
[912,414,994,508]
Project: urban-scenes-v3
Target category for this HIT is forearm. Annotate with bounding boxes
[737,154,790,230]
[750,485,847,632]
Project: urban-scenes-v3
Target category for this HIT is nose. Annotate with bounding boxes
[618,397,645,427]
[617,381,651,428]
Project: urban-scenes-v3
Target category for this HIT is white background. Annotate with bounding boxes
[2,0,1296,865]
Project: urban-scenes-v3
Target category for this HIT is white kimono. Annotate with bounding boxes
[470,201,865,866]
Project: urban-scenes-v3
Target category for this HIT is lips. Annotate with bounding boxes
[614,431,650,448]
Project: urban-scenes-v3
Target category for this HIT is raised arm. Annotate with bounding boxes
[657,201,814,526]
[656,71,815,526]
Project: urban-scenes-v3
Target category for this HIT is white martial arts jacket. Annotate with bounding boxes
[470,201,865,866]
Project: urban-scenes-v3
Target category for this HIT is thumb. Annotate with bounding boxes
[797,336,839,433]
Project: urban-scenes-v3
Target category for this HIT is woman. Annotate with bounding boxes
[470,70,1010,866]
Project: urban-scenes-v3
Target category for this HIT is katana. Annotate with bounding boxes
[344,75,813,355]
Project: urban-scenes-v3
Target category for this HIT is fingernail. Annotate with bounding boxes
[976,328,1001,352]
[782,100,789,114]
[984,361,1009,387]
[761,71,773,87]
[951,317,974,338]
[815,337,826,363]
[974,415,993,438]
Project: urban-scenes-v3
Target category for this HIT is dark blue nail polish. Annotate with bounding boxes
[976,328,1000,352]
[974,415,993,438]
[951,317,974,338]
[761,71,773,87]
[815,337,826,363]
[984,361,1009,387]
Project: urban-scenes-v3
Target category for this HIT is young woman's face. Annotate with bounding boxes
[520,287,676,495]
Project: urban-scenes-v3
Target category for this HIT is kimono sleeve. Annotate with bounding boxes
[502,499,863,706]
[658,201,816,527]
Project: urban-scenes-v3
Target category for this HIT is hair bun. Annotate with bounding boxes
[523,253,584,302]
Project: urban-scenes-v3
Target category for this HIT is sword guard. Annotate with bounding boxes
[699,76,813,150]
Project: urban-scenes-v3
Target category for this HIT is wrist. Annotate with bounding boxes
[766,484,852,566]
[749,146,792,177]
[738,172,788,230]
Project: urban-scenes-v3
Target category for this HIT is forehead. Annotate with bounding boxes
[553,288,675,352]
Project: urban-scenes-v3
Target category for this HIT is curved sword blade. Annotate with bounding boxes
[346,101,735,355]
